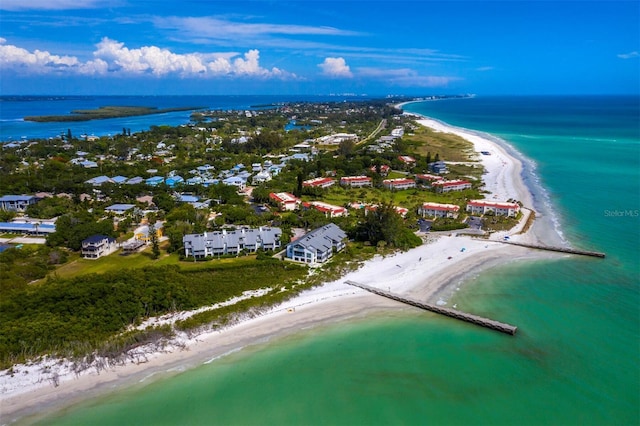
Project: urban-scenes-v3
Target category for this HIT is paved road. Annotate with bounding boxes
[357,119,387,145]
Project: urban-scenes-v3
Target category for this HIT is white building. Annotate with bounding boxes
[183,227,282,258]
[285,223,346,264]
[418,202,461,218]
[466,200,520,217]
[81,235,117,259]
[383,178,416,191]
[340,176,372,188]
[269,192,301,211]
[302,177,336,189]
[303,201,348,218]
[431,179,472,193]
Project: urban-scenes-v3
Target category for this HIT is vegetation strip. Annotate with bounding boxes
[24,105,205,122]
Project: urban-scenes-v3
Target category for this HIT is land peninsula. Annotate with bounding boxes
[24,105,205,122]
[0,97,552,422]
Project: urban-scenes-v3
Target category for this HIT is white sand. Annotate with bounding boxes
[0,112,550,422]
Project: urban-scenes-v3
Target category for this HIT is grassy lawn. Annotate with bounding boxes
[46,243,262,281]
[403,126,477,162]
[305,185,485,214]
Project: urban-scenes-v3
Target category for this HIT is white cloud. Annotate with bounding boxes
[356,67,459,87]
[154,16,359,40]
[476,66,494,72]
[0,38,81,71]
[318,57,352,78]
[617,51,639,59]
[0,38,296,80]
[0,0,112,11]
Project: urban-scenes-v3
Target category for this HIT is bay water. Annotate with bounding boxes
[12,96,640,425]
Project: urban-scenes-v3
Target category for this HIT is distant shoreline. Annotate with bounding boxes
[24,105,206,122]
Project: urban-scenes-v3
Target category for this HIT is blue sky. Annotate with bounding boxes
[1,0,638,95]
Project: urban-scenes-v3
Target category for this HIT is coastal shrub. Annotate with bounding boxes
[0,261,306,369]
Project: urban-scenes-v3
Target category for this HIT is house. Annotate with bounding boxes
[285,223,346,264]
[105,204,136,215]
[466,200,520,217]
[0,195,40,212]
[398,155,416,167]
[391,127,404,137]
[302,201,348,218]
[111,175,128,184]
[302,177,336,189]
[81,235,117,259]
[126,176,144,185]
[81,160,98,168]
[134,221,164,243]
[382,178,416,191]
[177,194,199,204]
[252,171,272,185]
[146,176,165,186]
[183,227,282,258]
[418,202,461,218]
[369,164,391,176]
[431,180,472,193]
[136,195,154,205]
[165,176,184,187]
[340,176,372,188]
[85,175,113,186]
[186,176,204,186]
[428,161,448,174]
[222,176,246,190]
[269,192,301,211]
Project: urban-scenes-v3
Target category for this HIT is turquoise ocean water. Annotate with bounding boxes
[16,96,640,425]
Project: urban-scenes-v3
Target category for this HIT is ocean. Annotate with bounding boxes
[0,95,366,142]
[8,95,640,425]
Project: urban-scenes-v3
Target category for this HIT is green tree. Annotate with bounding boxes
[355,202,421,250]
[149,222,160,259]
[337,139,356,157]
[153,192,175,213]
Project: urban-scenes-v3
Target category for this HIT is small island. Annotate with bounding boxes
[24,105,205,122]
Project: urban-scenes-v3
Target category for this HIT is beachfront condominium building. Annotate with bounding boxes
[269,192,301,211]
[302,177,336,189]
[382,178,417,191]
[285,223,347,264]
[340,176,372,188]
[415,174,444,186]
[418,202,461,219]
[466,200,521,217]
[183,227,282,259]
[431,180,472,193]
[302,201,348,218]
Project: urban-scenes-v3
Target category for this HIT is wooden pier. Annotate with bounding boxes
[500,241,605,258]
[345,281,518,336]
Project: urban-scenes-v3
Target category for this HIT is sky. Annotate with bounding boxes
[0,0,638,96]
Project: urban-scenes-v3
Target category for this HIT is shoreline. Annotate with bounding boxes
[0,108,556,423]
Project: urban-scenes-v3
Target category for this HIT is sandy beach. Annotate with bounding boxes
[0,113,551,423]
